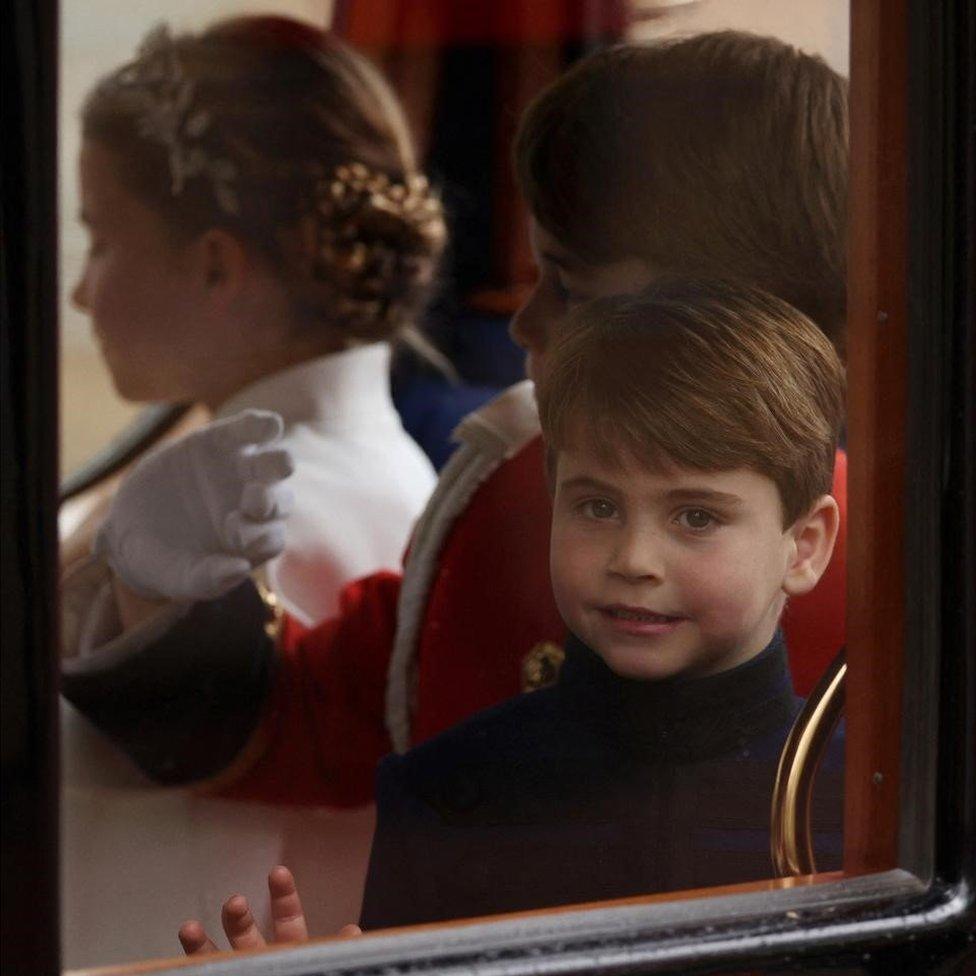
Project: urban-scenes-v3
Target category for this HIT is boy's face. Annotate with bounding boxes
[510,221,654,386]
[550,444,801,681]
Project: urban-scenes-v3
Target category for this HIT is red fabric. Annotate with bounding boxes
[222,572,401,807]
[334,3,628,306]
[411,436,565,743]
[223,438,846,806]
[334,0,628,48]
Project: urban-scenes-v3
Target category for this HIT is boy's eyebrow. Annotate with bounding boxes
[559,476,745,508]
[665,488,744,507]
[559,475,620,494]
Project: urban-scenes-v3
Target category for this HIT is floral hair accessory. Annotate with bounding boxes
[302,160,446,326]
[113,24,240,215]
[312,161,444,274]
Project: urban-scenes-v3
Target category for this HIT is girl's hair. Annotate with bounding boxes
[515,32,848,356]
[82,16,447,345]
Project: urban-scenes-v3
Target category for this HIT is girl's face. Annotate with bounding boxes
[73,141,213,403]
[509,221,654,386]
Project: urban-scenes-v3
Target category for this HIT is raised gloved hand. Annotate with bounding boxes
[94,410,295,601]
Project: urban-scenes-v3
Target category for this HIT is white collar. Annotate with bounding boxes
[217,343,397,429]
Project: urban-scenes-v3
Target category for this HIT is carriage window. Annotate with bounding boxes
[49,1,965,974]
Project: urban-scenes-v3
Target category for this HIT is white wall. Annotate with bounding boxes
[629,0,848,76]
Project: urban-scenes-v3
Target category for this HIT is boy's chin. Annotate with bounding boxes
[591,635,759,683]
[592,641,694,683]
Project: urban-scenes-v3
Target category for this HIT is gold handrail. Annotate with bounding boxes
[770,648,846,877]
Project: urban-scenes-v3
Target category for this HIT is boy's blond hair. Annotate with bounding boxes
[537,278,845,526]
[515,32,848,355]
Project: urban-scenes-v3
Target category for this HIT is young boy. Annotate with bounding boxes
[179,276,845,949]
[359,278,845,928]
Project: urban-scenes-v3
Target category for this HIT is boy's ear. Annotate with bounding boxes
[782,494,840,597]
[195,229,248,302]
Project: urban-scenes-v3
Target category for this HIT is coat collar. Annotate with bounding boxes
[218,342,398,430]
[558,631,797,763]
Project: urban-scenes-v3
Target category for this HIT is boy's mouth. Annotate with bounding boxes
[598,604,685,635]
[601,604,681,622]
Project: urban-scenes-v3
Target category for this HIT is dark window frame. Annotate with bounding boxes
[2,1,973,973]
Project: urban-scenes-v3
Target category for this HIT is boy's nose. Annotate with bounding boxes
[608,528,665,582]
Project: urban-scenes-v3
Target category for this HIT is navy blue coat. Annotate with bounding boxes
[360,632,844,929]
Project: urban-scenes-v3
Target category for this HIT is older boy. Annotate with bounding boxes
[359,278,845,928]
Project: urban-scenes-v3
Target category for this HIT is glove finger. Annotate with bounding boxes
[223,511,287,564]
[238,447,294,485]
[240,481,294,521]
[212,410,284,452]
[182,553,254,599]
[243,520,287,566]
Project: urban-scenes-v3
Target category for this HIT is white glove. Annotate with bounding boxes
[94,410,295,601]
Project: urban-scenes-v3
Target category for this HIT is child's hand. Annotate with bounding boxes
[95,410,295,601]
[178,865,362,955]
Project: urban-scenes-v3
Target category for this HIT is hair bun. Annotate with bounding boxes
[308,162,446,340]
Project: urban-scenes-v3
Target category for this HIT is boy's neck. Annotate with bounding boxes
[559,631,795,762]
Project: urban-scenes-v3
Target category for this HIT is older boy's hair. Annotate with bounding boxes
[537,278,846,526]
[515,32,848,356]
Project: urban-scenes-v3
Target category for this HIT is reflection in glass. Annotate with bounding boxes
[57,0,851,969]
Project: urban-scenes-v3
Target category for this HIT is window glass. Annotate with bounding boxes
[58,1,856,971]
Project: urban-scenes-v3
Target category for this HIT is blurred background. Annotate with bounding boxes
[60,0,848,480]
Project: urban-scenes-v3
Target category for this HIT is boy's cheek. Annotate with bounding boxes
[548,580,582,642]
[688,576,771,638]
[549,553,591,629]
[550,533,599,592]
[525,351,545,386]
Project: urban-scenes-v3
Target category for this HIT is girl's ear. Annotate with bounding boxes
[196,228,248,303]
[782,494,840,597]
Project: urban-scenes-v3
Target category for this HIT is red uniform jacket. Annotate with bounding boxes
[222,386,848,809]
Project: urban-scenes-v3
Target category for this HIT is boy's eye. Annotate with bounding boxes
[581,498,618,520]
[678,508,716,531]
[551,272,585,307]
